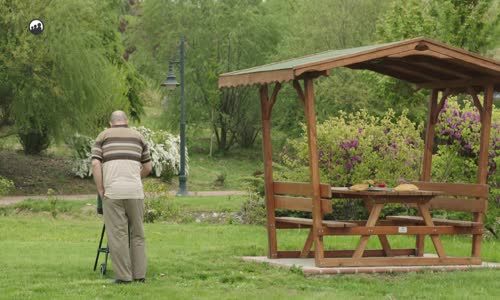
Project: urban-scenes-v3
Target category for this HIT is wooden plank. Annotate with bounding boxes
[416,235,425,257]
[402,59,472,79]
[323,225,481,235]
[422,89,439,181]
[429,197,486,213]
[304,77,325,265]
[417,76,500,89]
[273,181,332,198]
[219,68,293,89]
[274,196,333,213]
[386,216,481,227]
[418,203,446,258]
[412,182,489,198]
[378,235,393,257]
[353,203,383,258]
[260,84,278,259]
[275,217,356,228]
[318,257,482,267]
[300,229,314,258]
[277,249,416,259]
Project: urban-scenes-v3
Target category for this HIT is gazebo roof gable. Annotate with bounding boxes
[218,37,500,90]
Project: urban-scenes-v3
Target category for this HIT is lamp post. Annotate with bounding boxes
[161,36,187,196]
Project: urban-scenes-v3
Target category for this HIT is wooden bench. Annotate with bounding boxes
[271,181,356,258]
[386,181,488,257]
[273,181,355,228]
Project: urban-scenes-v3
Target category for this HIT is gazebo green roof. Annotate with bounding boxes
[219,37,500,91]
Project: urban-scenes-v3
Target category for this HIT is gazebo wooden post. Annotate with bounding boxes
[260,83,281,259]
[473,84,494,257]
[417,88,439,256]
[303,78,325,266]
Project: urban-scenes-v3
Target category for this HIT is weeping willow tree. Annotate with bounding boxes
[0,0,143,154]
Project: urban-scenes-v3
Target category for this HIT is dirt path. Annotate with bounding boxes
[0,191,247,206]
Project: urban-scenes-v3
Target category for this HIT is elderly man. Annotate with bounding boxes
[91,111,152,284]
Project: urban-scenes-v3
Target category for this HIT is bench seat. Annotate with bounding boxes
[386,215,481,227]
[276,217,357,228]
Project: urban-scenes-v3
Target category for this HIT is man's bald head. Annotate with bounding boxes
[110,110,128,126]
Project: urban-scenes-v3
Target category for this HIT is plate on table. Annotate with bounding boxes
[367,187,393,192]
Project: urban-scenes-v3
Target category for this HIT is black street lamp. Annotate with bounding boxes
[161,36,187,196]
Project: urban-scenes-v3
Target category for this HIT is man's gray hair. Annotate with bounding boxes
[110,110,128,124]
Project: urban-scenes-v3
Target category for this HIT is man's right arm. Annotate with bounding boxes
[92,159,105,199]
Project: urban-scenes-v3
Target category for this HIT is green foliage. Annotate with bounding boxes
[377,0,500,53]
[143,180,180,223]
[47,188,58,219]
[281,109,423,187]
[432,97,500,230]
[373,0,500,125]
[0,0,144,154]
[130,0,281,151]
[0,176,15,196]
[239,174,266,225]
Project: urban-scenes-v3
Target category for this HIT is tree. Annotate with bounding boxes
[373,0,500,124]
[129,0,281,152]
[0,0,144,154]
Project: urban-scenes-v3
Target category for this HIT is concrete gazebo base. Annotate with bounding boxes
[241,255,500,275]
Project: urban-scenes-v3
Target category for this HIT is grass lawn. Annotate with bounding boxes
[0,199,499,299]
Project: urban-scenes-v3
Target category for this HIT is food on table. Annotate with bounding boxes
[393,183,419,191]
[350,183,369,191]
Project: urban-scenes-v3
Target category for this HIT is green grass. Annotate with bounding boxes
[0,199,499,299]
[177,195,245,213]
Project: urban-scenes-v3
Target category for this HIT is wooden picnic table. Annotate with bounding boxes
[330,188,445,261]
[301,187,485,267]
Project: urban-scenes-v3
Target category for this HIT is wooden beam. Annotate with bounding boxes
[292,80,305,107]
[373,63,443,81]
[467,87,484,121]
[303,78,325,266]
[318,257,482,267]
[421,89,439,181]
[398,59,472,79]
[260,84,278,259]
[417,76,500,90]
[477,85,494,185]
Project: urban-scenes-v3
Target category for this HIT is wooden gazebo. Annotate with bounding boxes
[219,37,500,267]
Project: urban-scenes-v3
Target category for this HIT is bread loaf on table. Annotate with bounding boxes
[393,183,419,191]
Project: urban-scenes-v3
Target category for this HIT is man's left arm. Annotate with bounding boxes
[91,133,105,199]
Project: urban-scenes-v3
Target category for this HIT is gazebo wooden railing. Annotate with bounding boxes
[219,37,500,267]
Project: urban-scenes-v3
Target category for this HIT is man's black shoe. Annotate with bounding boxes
[134,278,146,283]
[113,279,132,284]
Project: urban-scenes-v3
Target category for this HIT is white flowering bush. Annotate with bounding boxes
[68,126,187,179]
[67,133,94,178]
[133,126,188,178]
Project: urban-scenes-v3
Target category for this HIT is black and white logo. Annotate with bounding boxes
[29,19,44,35]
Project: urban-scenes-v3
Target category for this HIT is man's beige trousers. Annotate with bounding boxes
[103,197,146,281]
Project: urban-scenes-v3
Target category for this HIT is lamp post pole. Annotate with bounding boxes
[178,36,187,196]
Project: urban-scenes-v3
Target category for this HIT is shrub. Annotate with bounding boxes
[239,175,266,225]
[18,127,50,155]
[67,133,94,178]
[433,97,500,232]
[68,126,188,179]
[281,109,423,187]
[0,176,15,196]
[143,180,180,223]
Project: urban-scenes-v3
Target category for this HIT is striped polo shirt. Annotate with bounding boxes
[91,125,151,199]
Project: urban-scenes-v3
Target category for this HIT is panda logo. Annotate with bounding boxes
[29,19,44,35]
